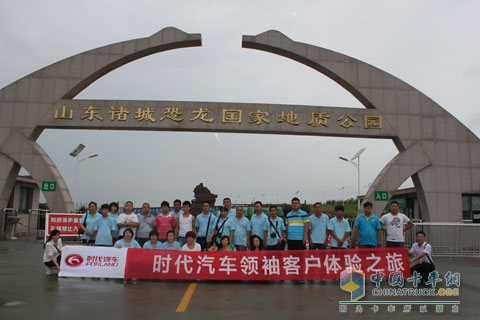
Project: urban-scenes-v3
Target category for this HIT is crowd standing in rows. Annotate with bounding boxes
[44,197,434,280]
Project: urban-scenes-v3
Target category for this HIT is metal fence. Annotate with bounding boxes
[1,209,49,240]
[27,209,50,240]
[1,208,18,240]
[404,222,480,257]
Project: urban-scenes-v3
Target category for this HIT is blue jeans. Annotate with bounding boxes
[177,236,187,247]
[387,241,404,247]
[311,243,325,249]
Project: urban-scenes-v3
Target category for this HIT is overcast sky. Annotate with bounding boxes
[1,0,479,208]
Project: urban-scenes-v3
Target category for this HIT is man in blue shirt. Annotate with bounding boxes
[250,201,269,249]
[228,207,251,251]
[266,206,285,250]
[285,197,310,250]
[195,201,215,250]
[328,205,351,249]
[354,201,382,248]
[308,202,330,249]
[170,199,183,219]
[222,197,237,219]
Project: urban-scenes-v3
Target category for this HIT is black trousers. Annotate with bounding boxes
[44,255,61,267]
[287,240,305,250]
[197,237,207,250]
[411,262,435,282]
[136,238,148,247]
[267,243,285,250]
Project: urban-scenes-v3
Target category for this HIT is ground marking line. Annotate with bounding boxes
[176,283,197,312]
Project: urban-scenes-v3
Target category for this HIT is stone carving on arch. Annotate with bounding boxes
[1,28,478,221]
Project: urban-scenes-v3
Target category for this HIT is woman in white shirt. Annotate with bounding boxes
[181,231,201,251]
[43,229,62,275]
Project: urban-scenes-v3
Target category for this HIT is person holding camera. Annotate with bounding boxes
[266,206,285,250]
[195,201,215,250]
[209,206,231,244]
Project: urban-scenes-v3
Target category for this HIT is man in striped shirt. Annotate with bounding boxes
[285,197,310,251]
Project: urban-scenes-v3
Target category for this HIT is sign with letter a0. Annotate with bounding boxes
[374,191,388,201]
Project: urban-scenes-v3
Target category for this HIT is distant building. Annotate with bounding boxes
[8,175,40,214]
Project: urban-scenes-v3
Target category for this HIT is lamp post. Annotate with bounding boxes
[69,144,98,210]
[338,186,346,205]
[339,147,366,211]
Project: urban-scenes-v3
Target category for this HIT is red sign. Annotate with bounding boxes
[45,213,83,237]
[125,247,410,280]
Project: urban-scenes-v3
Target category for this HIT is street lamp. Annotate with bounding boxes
[339,147,366,210]
[69,144,98,210]
[69,144,85,158]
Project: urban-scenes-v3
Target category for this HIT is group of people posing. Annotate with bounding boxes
[44,197,434,280]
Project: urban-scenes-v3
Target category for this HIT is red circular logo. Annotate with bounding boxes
[65,254,83,267]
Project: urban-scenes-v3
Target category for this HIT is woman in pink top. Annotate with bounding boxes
[154,201,176,241]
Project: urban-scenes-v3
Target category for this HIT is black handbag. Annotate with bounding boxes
[78,213,87,235]
[424,242,435,269]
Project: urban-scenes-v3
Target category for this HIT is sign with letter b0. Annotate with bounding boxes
[42,181,56,192]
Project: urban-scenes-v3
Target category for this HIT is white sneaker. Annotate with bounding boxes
[45,267,52,276]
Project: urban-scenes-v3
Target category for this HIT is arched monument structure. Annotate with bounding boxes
[1,27,478,223]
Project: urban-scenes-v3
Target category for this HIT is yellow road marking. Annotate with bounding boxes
[176,283,197,312]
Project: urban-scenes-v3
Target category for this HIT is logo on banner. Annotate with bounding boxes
[340,267,365,301]
[65,254,84,267]
[86,255,120,267]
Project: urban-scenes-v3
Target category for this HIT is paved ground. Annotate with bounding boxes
[0,240,478,319]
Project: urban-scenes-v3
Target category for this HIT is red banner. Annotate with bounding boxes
[46,213,83,238]
[125,248,410,280]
